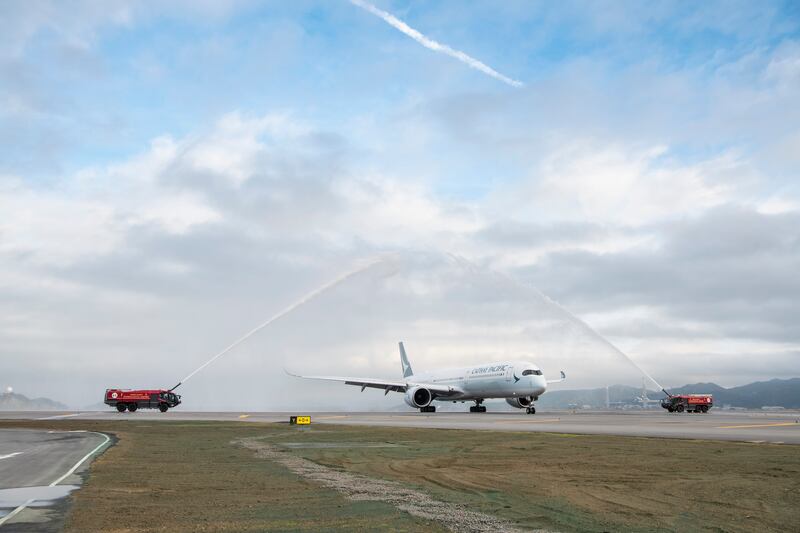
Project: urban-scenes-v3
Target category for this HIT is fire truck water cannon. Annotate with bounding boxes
[105,389,182,413]
[660,388,713,414]
[102,261,389,414]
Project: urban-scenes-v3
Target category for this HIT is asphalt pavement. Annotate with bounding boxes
[0,429,109,531]
[2,409,799,444]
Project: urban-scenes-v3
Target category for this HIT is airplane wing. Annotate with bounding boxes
[547,370,567,384]
[285,369,462,396]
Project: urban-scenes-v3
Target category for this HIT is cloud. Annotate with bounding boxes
[349,0,523,87]
[1,2,799,407]
[0,111,499,407]
[2,103,796,407]
[510,141,737,226]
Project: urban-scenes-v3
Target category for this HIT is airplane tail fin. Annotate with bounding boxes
[399,342,414,378]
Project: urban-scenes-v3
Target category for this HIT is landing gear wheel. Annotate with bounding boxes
[128,403,138,412]
[526,406,536,415]
[116,403,127,412]
[470,400,486,413]
[419,405,436,413]
[159,404,169,413]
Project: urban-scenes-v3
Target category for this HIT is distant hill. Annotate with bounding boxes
[0,392,68,411]
[538,378,800,409]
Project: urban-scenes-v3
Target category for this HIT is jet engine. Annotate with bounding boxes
[404,386,433,408]
[505,396,533,409]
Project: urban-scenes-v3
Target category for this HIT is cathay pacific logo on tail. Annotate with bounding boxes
[399,342,414,378]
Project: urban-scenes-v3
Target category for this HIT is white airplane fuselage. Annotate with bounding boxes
[409,360,548,402]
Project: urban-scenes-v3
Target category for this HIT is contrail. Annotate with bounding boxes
[170,256,393,391]
[349,0,523,88]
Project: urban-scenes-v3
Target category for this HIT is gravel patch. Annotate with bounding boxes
[236,436,550,533]
[278,442,401,449]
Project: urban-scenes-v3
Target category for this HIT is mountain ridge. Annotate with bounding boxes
[0,392,69,411]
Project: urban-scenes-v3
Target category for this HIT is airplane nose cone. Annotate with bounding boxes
[533,376,547,397]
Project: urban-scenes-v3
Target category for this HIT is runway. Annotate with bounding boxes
[2,409,799,444]
[0,429,109,531]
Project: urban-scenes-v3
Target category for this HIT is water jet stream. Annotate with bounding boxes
[447,253,665,391]
[170,256,390,391]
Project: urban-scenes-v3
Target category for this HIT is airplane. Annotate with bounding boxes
[288,342,565,414]
[634,378,662,408]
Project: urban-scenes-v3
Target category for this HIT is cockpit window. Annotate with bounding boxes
[522,369,542,376]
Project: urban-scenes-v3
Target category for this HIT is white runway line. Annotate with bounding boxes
[0,431,110,528]
[35,413,85,420]
[0,452,23,461]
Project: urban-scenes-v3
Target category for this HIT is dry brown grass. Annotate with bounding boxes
[0,419,445,532]
[2,419,798,532]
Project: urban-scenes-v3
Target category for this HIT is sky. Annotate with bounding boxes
[1,0,799,409]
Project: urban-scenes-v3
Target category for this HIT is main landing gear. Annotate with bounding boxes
[419,405,436,413]
[525,406,536,415]
[469,399,487,413]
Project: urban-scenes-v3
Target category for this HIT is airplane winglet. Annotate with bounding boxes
[284,368,302,378]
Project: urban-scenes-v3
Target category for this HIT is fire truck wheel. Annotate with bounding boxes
[116,403,127,412]
[159,404,169,413]
[128,403,138,412]
[676,404,684,413]
[667,407,674,413]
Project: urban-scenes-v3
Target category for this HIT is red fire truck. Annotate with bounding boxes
[105,389,181,413]
[661,393,713,413]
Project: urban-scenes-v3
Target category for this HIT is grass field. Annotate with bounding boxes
[2,419,798,532]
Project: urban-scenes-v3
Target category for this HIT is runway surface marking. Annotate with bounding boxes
[238,414,250,419]
[0,431,110,528]
[716,422,798,429]
[493,418,561,424]
[314,415,349,420]
[0,452,23,461]
[35,413,84,420]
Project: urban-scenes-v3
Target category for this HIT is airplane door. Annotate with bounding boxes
[505,366,513,381]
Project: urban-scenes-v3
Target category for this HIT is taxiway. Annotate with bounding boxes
[2,409,798,444]
[0,429,109,531]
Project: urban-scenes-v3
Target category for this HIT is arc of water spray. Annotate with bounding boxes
[169,256,391,391]
[533,290,666,391]
[445,253,665,391]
